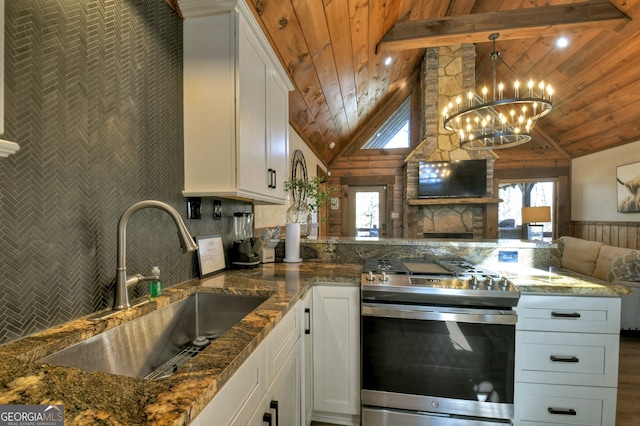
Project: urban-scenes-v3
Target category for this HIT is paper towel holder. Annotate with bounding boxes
[284,222,303,263]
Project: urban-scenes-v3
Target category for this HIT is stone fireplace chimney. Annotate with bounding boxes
[404,45,495,239]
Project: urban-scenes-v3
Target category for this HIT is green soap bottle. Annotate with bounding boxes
[150,266,162,302]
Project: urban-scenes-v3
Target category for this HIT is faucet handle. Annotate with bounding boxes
[126,273,158,288]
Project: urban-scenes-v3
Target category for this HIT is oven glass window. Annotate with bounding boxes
[362,316,514,403]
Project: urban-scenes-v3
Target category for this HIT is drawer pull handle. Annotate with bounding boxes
[270,400,279,426]
[304,308,311,334]
[550,355,579,363]
[263,412,272,426]
[548,407,577,416]
[551,311,581,318]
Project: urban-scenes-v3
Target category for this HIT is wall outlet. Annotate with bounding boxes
[186,197,201,219]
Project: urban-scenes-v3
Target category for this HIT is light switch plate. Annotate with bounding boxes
[213,200,222,220]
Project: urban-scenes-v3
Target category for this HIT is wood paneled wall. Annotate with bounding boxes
[327,153,406,238]
[571,221,640,250]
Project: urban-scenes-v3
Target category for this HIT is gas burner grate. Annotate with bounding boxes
[363,258,409,274]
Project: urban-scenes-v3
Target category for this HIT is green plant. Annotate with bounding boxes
[285,176,337,221]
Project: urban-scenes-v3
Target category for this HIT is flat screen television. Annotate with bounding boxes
[418,160,487,198]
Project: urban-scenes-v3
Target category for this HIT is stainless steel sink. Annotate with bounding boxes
[40,293,268,380]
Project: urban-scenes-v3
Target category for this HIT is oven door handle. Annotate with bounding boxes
[361,303,517,325]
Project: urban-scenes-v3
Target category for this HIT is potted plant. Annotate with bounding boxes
[285,176,336,236]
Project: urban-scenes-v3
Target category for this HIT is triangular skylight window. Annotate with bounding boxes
[362,95,410,149]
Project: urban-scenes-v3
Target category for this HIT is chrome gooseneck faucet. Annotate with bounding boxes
[114,200,198,310]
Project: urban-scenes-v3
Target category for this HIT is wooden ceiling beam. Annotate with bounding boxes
[377,2,629,53]
[533,127,572,160]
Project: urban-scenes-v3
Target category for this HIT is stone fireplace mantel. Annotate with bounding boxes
[407,197,501,206]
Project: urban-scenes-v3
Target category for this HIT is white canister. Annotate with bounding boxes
[284,223,302,263]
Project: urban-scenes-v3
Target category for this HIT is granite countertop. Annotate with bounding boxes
[0,260,629,425]
[504,266,632,296]
[0,261,361,426]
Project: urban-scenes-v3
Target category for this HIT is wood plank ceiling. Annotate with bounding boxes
[168,0,640,169]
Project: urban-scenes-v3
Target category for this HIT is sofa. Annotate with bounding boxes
[550,236,640,330]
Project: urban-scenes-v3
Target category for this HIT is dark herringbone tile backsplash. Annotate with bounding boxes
[0,1,248,344]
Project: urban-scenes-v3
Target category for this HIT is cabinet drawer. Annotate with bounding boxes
[515,383,617,426]
[516,331,619,387]
[267,303,299,384]
[195,344,266,425]
[516,295,620,333]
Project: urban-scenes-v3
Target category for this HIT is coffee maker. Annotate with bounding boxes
[231,212,260,267]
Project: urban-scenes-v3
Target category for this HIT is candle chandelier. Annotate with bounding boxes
[442,33,553,151]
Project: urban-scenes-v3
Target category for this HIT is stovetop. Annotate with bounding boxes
[361,258,520,307]
[362,258,409,274]
[363,258,499,277]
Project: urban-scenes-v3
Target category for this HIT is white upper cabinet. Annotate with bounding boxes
[0,0,20,158]
[181,0,293,204]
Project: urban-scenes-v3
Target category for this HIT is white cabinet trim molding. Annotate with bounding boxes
[0,139,19,157]
[0,0,18,157]
[177,0,240,19]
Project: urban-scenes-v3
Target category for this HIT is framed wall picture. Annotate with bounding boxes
[195,235,226,277]
[616,161,640,213]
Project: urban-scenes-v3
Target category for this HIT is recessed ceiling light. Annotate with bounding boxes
[384,56,392,66]
[556,36,569,48]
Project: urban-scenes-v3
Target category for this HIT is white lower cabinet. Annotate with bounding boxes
[514,295,621,426]
[247,340,300,426]
[312,285,360,425]
[191,284,360,426]
[192,304,300,425]
[516,383,617,426]
[300,289,313,426]
[191,341,265,426]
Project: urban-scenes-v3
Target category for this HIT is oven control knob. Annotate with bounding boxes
[469,275,479,289]
[499,277,510,290]
[484,276,495,289]
[380,271,389,281]
[366,271,375,281]
[431,400,439,409]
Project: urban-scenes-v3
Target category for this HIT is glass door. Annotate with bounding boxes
[348,186,386,237]
[498,180,556,241]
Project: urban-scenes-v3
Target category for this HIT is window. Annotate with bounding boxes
[498,180,555,240]
[362,96,410,149]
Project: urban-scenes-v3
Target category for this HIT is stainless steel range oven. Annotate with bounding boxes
[361,259,519,425]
